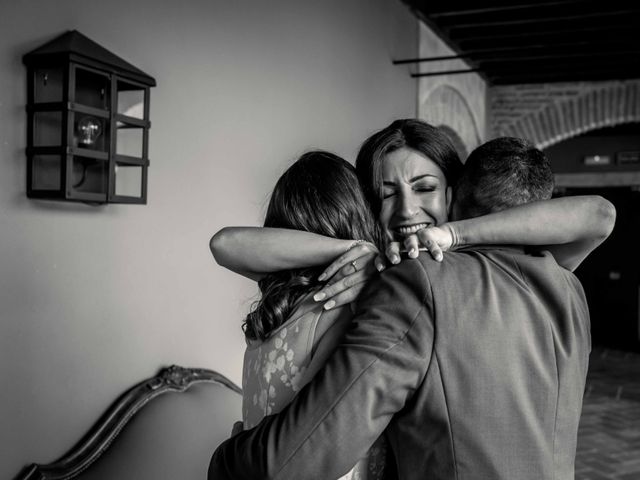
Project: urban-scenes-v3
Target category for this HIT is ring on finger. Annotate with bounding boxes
[351,260,357,271]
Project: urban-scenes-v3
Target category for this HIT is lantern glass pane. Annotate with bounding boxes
[34,68,63,103]
[32,155,61,190]
[117,81,145,119]
[73,114,109,151]
[71,156,108,194]
[114,163,143,198]
[74,67,110,110]
[33,111,62,146]
[116,124,143,158]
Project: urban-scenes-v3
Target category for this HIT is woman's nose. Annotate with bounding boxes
[398,192,418,218]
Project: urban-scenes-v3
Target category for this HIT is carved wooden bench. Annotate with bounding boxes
[16,366,242,480]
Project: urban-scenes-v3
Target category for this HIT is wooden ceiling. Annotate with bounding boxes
[399,0,640,85]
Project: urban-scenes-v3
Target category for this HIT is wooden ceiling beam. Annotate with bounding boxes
[457,28,637,50]
[444,9,640,32]
[426,0,592,18]
[393,41,636,64]
[474,50,640,65]
[484,64,640,79]
[481,58,638,73]
[451,23,638,42]
[490,70,640,84]
[404,3,489,82]
[400,0,640,85]
[411,68,482,78]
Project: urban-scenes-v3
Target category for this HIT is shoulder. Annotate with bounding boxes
[377,257,432,301]
[313,302,353,345]
[354,258,434,329]
[413,248,480,280]
[349,258,435,355]
[483,247,586,296]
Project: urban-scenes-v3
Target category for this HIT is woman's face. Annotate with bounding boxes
[379,147,451,242]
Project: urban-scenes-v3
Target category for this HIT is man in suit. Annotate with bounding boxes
[208,138,594,479]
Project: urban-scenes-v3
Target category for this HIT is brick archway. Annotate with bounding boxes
[493,81,640,149]
[421,85,482,156]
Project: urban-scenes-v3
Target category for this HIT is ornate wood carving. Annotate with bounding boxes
[16,366,241,480]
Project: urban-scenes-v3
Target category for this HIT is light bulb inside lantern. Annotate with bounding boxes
[77,116,102,147]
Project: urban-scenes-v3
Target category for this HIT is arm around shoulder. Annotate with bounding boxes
[542,195,616,271]
[209,226,265,281]
[446,195,616,271]
[209,226,236,267]
[208,259,435,480]
[585,195,616,239]
[209,226,355,280]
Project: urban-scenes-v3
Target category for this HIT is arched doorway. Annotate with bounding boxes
[421,84,482,160]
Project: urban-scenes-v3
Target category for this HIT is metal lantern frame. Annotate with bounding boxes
[23,30,156,204]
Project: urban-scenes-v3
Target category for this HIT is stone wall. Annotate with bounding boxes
[490,80,640,149]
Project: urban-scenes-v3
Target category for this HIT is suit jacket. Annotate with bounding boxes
[209,246,590,480]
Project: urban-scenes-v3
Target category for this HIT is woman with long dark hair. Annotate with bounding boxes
[242,150,379,344]
[237,151,388,479]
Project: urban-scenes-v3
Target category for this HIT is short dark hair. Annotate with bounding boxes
[453,137,554,219]
[355,119,463,218]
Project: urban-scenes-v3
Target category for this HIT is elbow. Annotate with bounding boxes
[592,196,617,239]
[209,227,232,266]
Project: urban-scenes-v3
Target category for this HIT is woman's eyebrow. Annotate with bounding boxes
[409,174,438,182]
[383,174,438,186]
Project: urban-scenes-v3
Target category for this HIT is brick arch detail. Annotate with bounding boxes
[421,84,482,155]
[502,82,640,149]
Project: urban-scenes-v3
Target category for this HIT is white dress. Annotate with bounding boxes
[242,291,389,479]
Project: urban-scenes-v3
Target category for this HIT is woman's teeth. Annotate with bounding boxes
[396,223,430,235]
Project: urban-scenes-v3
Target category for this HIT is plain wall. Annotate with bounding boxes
[82,384,242,480]
[0,0,418,476]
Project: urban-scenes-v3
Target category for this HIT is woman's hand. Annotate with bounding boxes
[385,224,457,264]
[313,242,384,310]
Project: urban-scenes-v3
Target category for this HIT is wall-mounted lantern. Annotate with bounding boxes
[23,30,156,204]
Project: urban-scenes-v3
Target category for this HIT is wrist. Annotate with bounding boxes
[443,222,463,249]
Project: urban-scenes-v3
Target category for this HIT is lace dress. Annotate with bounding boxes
[242,291,388,480]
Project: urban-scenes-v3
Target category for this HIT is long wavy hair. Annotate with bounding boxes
[243,151,380,341]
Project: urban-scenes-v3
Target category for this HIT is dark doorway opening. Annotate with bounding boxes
[555,187,640,352]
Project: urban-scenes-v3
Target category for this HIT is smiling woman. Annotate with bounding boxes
[380,147,451,242]
[355,119,462,230]
[354,119,462,258]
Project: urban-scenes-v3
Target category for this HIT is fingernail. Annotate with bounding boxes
[313,292,326,301]
[436,253,443,262]
[376,262,385,272]
[409,248,417,258]
[318,273,326,281]
[323,300,336,310]
[392,255,400,264]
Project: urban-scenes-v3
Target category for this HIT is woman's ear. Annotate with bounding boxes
[446,186,453,214]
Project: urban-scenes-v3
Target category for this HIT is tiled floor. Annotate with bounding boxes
[576,348,640,480]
